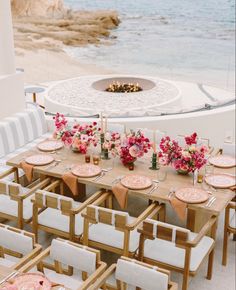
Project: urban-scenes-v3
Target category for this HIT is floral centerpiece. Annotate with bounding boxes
[103,130,151,166]
[53,113,100,154]
[159,133,207,174]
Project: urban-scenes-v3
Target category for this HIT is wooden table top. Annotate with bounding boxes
[6,145,235,216]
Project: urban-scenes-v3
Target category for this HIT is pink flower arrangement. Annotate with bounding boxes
[159,133,207,173]
[53,113,100,154]
[119,130,151,166]
[103,132,122,156]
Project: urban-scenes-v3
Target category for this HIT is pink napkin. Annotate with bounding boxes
[62,172,79,196]
[20,161,34,182]
[170,197,187,221]
[112,183,128,209]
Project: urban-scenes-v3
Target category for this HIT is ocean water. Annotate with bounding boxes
[64,0,235,83]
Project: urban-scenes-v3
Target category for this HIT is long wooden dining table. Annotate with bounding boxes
[6,145,235,232]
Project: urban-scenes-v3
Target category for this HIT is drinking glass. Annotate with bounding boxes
[157,166,168,182]
[205,164,214,176]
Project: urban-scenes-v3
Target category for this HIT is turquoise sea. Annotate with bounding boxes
[64,0,235,84]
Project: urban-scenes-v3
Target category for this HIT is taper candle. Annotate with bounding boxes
[100,112,103,133]
[153,130,156,153]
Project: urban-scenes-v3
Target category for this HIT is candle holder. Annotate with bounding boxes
[102,148,110,160]
[100,133,105,156]
[149,153,160,170]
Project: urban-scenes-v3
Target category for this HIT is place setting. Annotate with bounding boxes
[37,139,64,153]
[20,154,55,182]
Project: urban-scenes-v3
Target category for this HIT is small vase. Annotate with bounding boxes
[177,169,189,175]
[72,147,81,153]
[128,162,135,171]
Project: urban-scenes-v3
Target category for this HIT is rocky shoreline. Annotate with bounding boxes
[13,9,120,53]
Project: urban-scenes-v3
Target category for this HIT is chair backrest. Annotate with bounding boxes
[222,142,235,156]
[34,190,74,214]
[116,257,169,290]
[50,238,97,274]
[0,106,47,158]
[85,205,129,231]
[0,224,34,255]
[141,219,190,246]
[0,180,23,196]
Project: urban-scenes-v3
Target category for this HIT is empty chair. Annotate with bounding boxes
[20,238,106,290]
[0,177,51,229]
[0,224,41,270]
[222,201,236,266]
[138,215,217,290]
[222,142,236,156]
[32,181,104,241]
[82,193,160,257]
[89,256,177,290]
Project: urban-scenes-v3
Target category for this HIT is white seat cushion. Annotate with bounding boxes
[44,269,83,290]
[143,232,214,272]
[88,216,140,252]
[0,191,33,220]
[38,204,84,236]
[0,255,19,267]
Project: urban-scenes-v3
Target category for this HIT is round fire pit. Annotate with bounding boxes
[46,75,181,117]
[92,77,155,93]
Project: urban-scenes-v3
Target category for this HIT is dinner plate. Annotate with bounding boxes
[175,187,209,204]
[72,164,102,178]
[121,174,152,190]
[25,154,54,166]
[209,155,236,168]
[6,273,52,290]
[37,140,63,152]
[205,174,236,189]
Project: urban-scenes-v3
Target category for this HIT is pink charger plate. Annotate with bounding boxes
[121,174,152,190]
[175,187,209,204]
[25,154,54,166]
[71,164,102,178]
[4,273,52,290]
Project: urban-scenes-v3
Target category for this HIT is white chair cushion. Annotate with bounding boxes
[143,232,214,272]
[0,227,33,255]
[50,239,96,273]
[0,106,48,158]
[88,216,140,252]
[229,210,236,229]
[0,192,33,220]
[0,256,19,267]
[222,142,235,156]
[37,204,83,236]
[44,268,83,290]
[116,259,168,290]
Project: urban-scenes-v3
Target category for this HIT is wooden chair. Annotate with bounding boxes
[0,223,41,270]
[31,181,104,242]
[20,238,107,290]
[88,256,178,290]
[138,206,217,290]
[0,176,51,229]
[82,192,163,257]
[222,201,236,265]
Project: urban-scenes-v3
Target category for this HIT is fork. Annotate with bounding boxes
[147,184,158,195]
[112,175,124,184]
[167,187,176,199]
[205,196,215,207]
[93,171,105,182]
